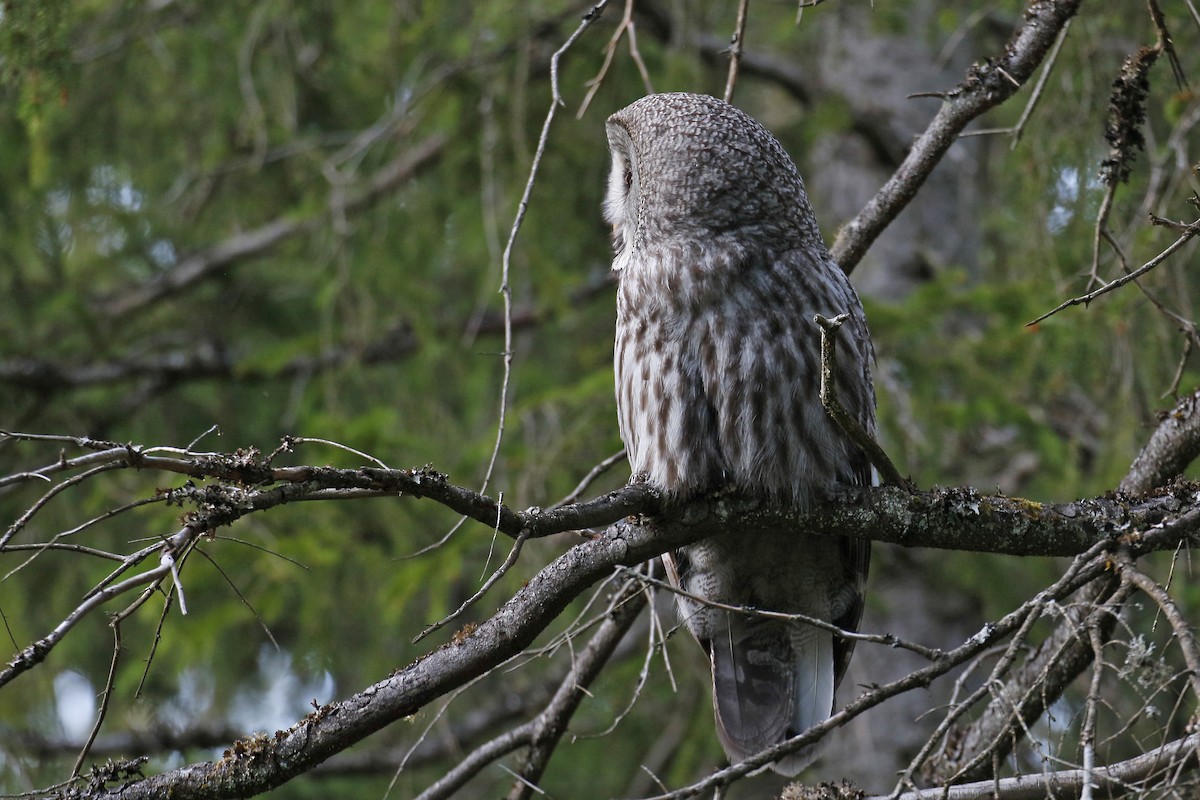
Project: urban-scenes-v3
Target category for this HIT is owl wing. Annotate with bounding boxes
[829,297,874,691]
[613,290,727,495]
[692,248,874,772]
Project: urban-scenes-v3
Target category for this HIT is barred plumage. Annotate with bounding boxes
[605,93,875,775]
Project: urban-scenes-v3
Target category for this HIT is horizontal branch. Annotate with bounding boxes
[92,133,447,317]
[9,433,1199,797]
[0,323,419,393]
[8,435,1200,558]
[871,732,1200,800]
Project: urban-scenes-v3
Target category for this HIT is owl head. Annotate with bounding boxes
[603,92,822,270]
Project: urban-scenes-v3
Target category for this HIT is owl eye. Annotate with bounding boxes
[623,166,633,190]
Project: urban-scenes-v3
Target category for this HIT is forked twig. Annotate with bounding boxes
[481,0,613,501]
[551,449,626,510]
[1029,216,1200,326]
[577,0,653,119]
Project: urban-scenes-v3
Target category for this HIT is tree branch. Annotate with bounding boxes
[871,732,1200,800]
[637,539,1121,799]
[10,414,1200,796]
[925,577,1130,783]
[1121,387,1200,494]
[40,515,693,800]
[92,133,447,317]
[920,378,1200,784]
[507,577,646,799]
[10,434,1200,559]
[831,0,1083,273]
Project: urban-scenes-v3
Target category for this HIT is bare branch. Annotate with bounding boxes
[11,435,1200,559]
[722,0,750,104]
[577,0,653,118]
[869,733,1200,800]
[551,450,628,510]
[478,0,612,502]
[926,578,1130,783]
[0,557,176,689]
[504,577,646,800]
[1029,216,1200,326]
[1121,387,1200,494]
[92,134,447,317]
[815,313,910,488]
[831,0,1084,273]
[638,540,1121,799]
[35,515,695,800]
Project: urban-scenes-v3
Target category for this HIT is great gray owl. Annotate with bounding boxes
[605,93,875,775]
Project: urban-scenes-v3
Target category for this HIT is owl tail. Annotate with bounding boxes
[710,616,834,776]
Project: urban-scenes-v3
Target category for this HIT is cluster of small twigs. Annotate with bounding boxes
[3,417,1200,798]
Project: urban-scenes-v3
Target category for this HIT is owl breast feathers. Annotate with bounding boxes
[605,92,875,775]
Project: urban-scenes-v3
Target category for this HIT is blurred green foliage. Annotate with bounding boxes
[2,1,1199,797]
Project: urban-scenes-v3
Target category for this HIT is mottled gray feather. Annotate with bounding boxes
[605,92,875,775]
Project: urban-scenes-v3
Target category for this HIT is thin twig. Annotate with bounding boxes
[1079,622,1106,800]
[384,674,493,800]
[505,578,646,800]
[1011,17,1071,149]
[619,565,943,660]
[478,0,611,507]
[414,527,535,643]
[1029,216,1200,326]
[135,594,175,699]
[72,624,123,777]
[2,461,125,549]
[927,579,1131,785]
[868,733,1200,800]
[1147,0,1188,88]
[723,0,750,104]
[191,546,279,649]
[289,437,390,468]
[550,449,627,509]
[578,0,653,119]
[579,582,662,739]
[814,313,910,488]
[1088,183,1120,292]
